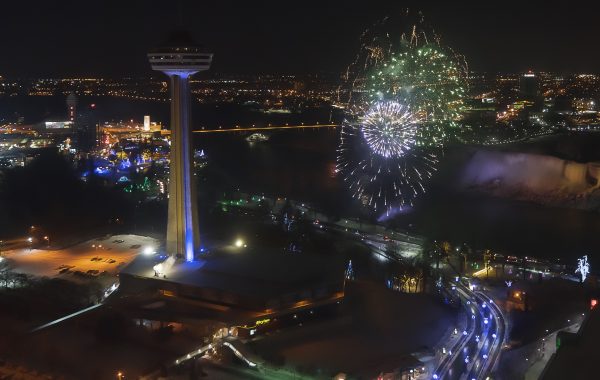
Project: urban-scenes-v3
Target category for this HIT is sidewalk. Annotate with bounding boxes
[524,322,581,380]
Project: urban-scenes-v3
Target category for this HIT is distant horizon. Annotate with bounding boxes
[2,70,600,81]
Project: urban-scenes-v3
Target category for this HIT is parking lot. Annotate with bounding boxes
[2,234,159,280]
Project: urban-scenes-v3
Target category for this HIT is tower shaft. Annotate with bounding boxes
[149,30,212,262]
[166,74,200,261]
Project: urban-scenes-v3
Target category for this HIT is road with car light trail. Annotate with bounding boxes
[431,282,507,380]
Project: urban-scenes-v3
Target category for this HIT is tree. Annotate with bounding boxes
[0,151,133,240]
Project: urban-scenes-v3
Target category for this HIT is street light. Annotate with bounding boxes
[43,236,50,247]
[117,371,124,380]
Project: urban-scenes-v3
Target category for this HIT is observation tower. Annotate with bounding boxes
[148,31,213,261]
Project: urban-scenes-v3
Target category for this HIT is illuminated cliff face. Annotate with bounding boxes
[460,151,600,197]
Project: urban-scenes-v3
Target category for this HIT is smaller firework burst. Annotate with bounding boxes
[337,100,438,214]
[360,100,419,158]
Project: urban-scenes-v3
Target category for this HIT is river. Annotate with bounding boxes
[4,95,600,262]
[197,128,600,262]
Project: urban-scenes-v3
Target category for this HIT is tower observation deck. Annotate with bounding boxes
[149,31,213,261]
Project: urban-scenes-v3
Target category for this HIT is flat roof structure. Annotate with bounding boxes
[119,244,345,322]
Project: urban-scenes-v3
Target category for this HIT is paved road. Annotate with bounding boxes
[432,282,507,380]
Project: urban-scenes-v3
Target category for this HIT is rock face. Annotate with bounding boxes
[460,150,600,207]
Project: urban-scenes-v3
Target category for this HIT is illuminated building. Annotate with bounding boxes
[76,103,99,151]
[573,98,597,114]
[149,31,213,261]
[463,98,497,123]
[66,92,77,122]
[519,71,539,100]
[143,115,150,131]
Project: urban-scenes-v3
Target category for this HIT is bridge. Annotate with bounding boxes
[192,123,339,133]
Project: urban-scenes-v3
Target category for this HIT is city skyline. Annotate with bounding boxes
[2,1,600,77]
[2,3,600,380]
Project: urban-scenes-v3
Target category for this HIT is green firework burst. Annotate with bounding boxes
[365,43,467,145]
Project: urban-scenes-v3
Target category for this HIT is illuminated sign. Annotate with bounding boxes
[255,318,270,326]
[45,121,73,129]
[238,318,271,331]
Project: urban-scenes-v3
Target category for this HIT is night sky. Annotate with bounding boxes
[1,0,599,77]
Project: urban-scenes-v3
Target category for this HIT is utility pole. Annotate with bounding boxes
[484,249,492,278]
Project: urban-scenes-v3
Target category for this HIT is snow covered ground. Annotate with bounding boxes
[3,234,159,279]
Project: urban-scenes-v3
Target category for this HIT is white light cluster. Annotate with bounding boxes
[576,255,590,283]
[360,100,419,158]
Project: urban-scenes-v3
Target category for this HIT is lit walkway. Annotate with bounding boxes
[30,303,103,332]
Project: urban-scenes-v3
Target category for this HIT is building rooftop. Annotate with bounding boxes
[120,244,345,312]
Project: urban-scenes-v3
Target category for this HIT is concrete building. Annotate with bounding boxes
[119,244,345,324]
[148,31,213,261]
[519,72,539,100]
[541,303,600,379]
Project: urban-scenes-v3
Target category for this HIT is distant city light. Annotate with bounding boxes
[345,260,355,280]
